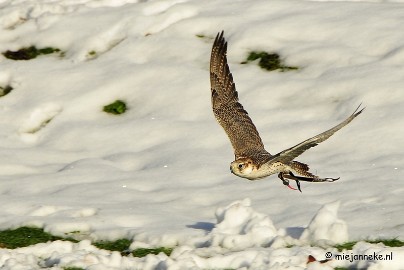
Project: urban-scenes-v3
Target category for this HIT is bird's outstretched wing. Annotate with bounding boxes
[210,31,269,159]
[271,105,365,164]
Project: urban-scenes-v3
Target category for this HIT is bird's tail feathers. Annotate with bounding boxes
[290,161,315,178]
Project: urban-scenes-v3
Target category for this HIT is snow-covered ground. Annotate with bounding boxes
[0,0,403,269]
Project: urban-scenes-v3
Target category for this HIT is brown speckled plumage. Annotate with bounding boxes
[210,31,364,191]
[210,31,271,165]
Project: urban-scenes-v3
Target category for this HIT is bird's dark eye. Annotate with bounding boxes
[238,163,244,169]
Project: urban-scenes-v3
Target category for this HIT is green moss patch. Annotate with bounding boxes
[241,51,298,72]
[2,46,62,60]
[334,241,357,252]
[0,227,76,249]
[0,85,13,97]
[132,247,173,257]
[103,100,127,115]
[0,226,173,258]
[93,239,173,257]
[368,238,404,247]
[93,238,132,254]
[334,238,404,251]
[86,50,97,59]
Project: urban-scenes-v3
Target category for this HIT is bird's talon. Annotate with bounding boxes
[296,180,302,192]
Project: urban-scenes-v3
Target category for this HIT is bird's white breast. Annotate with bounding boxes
[245,161,288,180]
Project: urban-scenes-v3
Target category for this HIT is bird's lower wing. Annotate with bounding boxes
[212,101,268,159]
[271,105,364,163]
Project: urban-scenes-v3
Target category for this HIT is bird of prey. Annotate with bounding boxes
[209,31,364,192]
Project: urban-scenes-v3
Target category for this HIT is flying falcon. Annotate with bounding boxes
[210,31,364,192]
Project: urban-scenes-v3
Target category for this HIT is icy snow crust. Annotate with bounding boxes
[0,0,403,269]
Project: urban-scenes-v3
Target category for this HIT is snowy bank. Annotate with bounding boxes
[2,200,402,270]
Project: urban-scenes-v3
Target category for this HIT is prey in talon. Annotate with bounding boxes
[209,31,363,192]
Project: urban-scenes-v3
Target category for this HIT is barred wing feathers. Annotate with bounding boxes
[210,31,270,160]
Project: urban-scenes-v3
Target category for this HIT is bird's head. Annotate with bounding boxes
[230,158,256,178]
